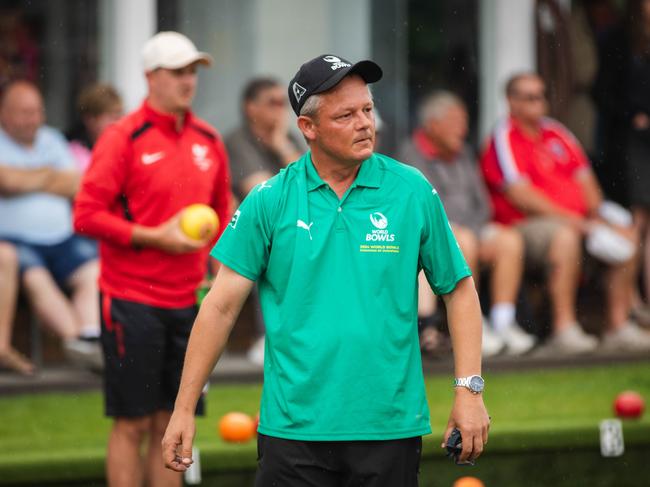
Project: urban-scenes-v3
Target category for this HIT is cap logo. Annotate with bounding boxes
[293,82,307,102]
[322,55,351,71]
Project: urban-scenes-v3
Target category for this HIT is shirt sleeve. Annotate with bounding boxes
[210,183,273,281]
[559,124,591,176]
[480,139,506,192]
[49,129,75,170]
[210,134,233,242]
[418,182,472,295]
[73,126,134,246]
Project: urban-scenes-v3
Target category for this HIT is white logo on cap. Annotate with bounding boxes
[323,55,351,71]
[293,82,307,102]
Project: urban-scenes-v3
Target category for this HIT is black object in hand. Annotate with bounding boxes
[445,428,475,466]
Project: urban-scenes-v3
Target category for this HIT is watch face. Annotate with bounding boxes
[469,376,485,393]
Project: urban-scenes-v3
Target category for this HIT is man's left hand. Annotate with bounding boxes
[441,388,490,463]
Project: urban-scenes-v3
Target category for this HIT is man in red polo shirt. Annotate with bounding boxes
[481,72,650,355]
[74,32,231,487]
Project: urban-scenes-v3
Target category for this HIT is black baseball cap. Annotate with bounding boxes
[288,54,383,115]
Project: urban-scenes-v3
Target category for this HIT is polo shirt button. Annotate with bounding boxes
[337,207,342,212]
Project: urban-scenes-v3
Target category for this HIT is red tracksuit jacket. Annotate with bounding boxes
[74,101,232,308]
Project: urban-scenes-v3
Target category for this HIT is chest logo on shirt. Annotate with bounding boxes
[364,212,396,244]
[141,151,165,165]
[296,219,313,240]
[545,139,569,165]
[192,144,212,171]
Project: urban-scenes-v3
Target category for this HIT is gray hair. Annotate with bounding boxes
[299,94,322,118]
[417,90,465,126]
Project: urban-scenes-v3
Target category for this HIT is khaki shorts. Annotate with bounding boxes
[516,217,565,271]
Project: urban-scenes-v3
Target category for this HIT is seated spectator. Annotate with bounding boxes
[481,73,650,354]
[398,91,535,357]
[0,240,34,375]
[66,83,123,171]
[0,80,100,361]
[226,76,306,199]
[226,77,307,365]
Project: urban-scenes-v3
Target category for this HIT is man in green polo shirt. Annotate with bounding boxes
[163,54,490,486]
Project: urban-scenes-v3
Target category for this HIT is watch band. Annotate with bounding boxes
[453,375,484,394]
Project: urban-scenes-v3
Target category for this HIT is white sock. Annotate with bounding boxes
[490,303,516,333]
[78,324,100,339]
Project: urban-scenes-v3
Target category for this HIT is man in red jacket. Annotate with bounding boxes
[74,31,231,487]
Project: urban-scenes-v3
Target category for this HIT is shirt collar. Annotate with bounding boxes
[413,128,439,159]
[305,152,382,192]
[142,100,193,133]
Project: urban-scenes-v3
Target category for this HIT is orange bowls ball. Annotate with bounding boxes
[453,477,485,487]
[218,412,256,443]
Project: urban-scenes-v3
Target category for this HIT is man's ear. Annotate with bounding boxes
[297,115,317,143]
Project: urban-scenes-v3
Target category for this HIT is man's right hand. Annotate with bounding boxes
[162,410,196,472]
[132,212,210,253]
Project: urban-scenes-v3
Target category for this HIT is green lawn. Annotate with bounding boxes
[0,362,648,485]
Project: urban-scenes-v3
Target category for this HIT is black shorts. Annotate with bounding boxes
[255,434,422,487]
[100,293,205,418]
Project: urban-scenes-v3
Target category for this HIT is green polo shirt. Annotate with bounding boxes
[211,151,470,441]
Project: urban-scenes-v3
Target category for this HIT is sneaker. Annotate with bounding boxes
[630,306,650,329]
[498,322,536,355]
[544,323,598,355]
[246,335,265,367]
[601,321,650,352]
[63,337,103,371]
[482,318,505,358]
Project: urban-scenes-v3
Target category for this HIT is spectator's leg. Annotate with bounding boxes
[481,226,534,354]
[66,260,100,337]
[452,224,479,282]
[22,267,78,339]
[417,270,437,317]
[639,209,650,303]
[106,416,151,487]
[547,225,581,332]
[605,257,636,332]
[0,242,34,374]
[145,410,182,487]
[417,270,440,353]
[481,226,523,307]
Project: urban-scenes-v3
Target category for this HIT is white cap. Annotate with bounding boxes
[586,223,635,265]
[142,31,213,72]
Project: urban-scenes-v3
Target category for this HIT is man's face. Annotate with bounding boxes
[147,63,198,113]
[508,76,548,125]
[425,103,468,155]
[0,83,44,145]
[85,104,123,142]
[245,85,288,130]
[301,75,375,164]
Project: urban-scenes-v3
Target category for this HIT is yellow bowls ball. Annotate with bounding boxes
[180,204,219,240]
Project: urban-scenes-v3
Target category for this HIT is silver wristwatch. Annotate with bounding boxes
[453,375,485,394]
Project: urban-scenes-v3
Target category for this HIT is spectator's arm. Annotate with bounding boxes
[505,181,587,231]
[575,168,604,216]
[42,170,81,198]
[0,165,54,195]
